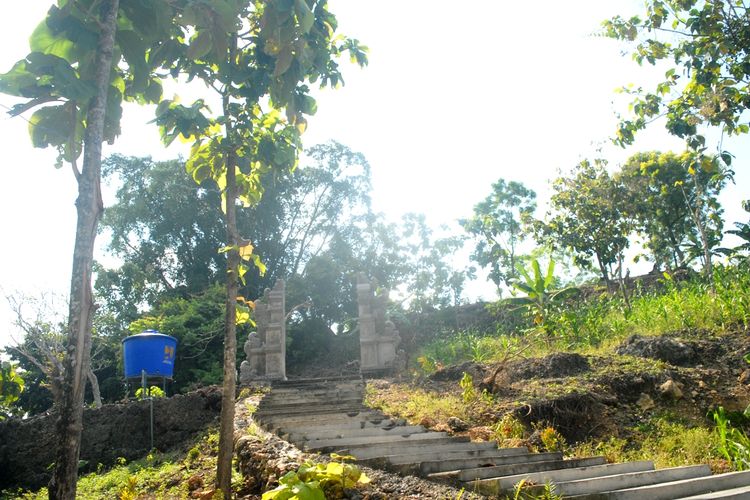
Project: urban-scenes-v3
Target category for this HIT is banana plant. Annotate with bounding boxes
[504,258,579,343]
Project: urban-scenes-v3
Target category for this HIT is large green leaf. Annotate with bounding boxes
[29,16,76,62]
[28,104,71,149]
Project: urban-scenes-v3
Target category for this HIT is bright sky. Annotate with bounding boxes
[0,1,748,348]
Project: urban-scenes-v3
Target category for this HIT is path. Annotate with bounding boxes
[254,377,750,499]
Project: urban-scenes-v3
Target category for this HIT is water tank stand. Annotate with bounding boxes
[141,370,154,450]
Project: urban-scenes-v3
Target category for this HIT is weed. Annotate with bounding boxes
[713,406,750,470]
[494,414,526,441]
[460,372,477,403]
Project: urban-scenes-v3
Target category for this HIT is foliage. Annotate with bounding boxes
[504,258,580,343]
[365,382,472,425]
[720,200,750,258]
[713,406,750,470]
[571,413,723,470]
[511,480,562,500]
[603,0,750,151]
[540,159,634,283]
[0,362,25,419]
[459,372,477,404]
[538,426,567,453]
[461,179,536,291]
[618,151,725,269]
[262,455,370,500]
[134,386,165,399]
[127,283,240,393]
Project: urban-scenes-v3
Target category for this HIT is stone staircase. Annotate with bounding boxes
[254,377,750,499]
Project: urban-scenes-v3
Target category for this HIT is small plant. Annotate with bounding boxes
[511,479,562,500]
[135,386,166,399]
[459,372,477,403]
[713,406,750,470]
[539,426,567,453]
[495,414,526,440]
[505,258,579,344]
[118,476,138,500]
[262,455,370,500]
[187,446,200,463]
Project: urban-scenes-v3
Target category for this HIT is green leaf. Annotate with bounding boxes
[187,31,213,60]
[294,0,315,34]
[28,105,71,149]
[29,18,76,62]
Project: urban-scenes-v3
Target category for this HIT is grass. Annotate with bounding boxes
[570,412,729,472]
[3,429,241,500]
[415,263,750,371]
[365,382,473,424]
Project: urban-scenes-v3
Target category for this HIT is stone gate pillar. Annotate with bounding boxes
[357,274,401,373]
[239,279,286,383]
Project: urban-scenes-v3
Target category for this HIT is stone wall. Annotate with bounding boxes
[0,386,221,491]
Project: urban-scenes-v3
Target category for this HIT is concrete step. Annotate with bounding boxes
[548,465,710,497]
[472,460,654,496]
[676,484,750,499]
[260,395,365,406]
[288,425,427,442]
[348,438,492,460]
[436,456,607,483]
[416,451,564,476]
[569,467,750,500]
[274,418,401,435]
[258,398,365,411]
[303,431,452,452]
[271,376,362,388]
[381,446,529,466]
[255,404,369,417]
[259,410,387,427]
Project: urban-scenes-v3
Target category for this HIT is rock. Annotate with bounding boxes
[418,416,436,428]
[468,426,494,441]
[616,335,697,366]
[739,369,750,384]
[433,423,451,433]
[187,475,203,491]
[637,393,655,411]
[659,379,684,400]
[447,416,470,432]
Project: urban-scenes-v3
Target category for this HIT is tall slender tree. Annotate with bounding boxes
[0,2,179,497]
[153,1,367,492]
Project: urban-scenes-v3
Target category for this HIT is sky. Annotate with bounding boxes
[0,1,748,348]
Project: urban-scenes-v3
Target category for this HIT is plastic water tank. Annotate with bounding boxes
[122,330,178,378]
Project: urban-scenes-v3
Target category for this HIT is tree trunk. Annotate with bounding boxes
[86,368,103,409]
[216,41,239,492]
[48,1,119,498]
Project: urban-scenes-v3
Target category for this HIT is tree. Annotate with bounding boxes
[540,159,635,286]
[461,179,536,292]
[152,2,367,492]
[0,362,25,420]
[618,151,726,270]
[603,0,750,155]
[0,2,179,496]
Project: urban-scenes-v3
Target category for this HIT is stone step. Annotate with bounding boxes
[261,393,365,405]
[258,398,365,411]
[302,431,452,452]
[271,376,362,388]
[436,456,607,483]
[288,424,427,442]
[274,418,401,435]
[259,412,389,430]
[255,404,369,417]
[416,451,564,476]
[676,484,750,499]
[381,446,529,466]
[471,460,655,496]
[548,465,710,497]
[348,438,491,460]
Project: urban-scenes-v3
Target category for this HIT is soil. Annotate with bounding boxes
[374,330,750,453]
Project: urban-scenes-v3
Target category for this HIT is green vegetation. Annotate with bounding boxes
[262,454,370,500]
[9,431,222,500]
[0,362,24,419]
[416,262,750,369]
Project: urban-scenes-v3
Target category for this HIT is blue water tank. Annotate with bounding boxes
[122,330,178,378]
